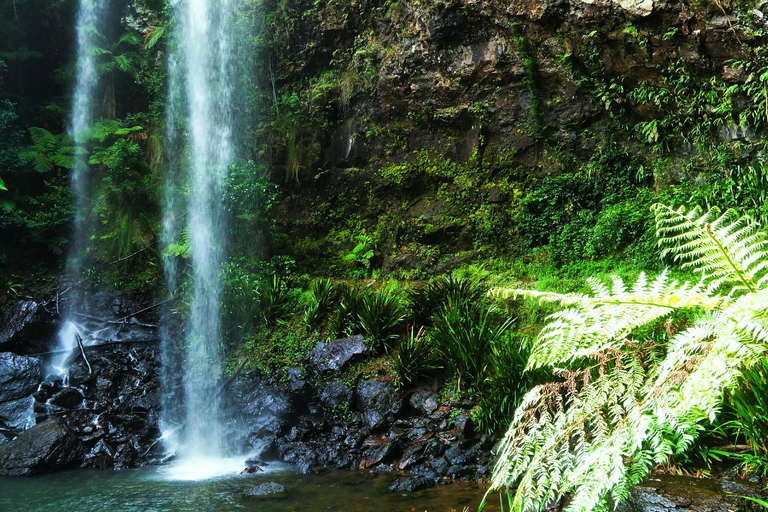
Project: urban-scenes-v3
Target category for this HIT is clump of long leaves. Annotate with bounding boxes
[475,334,538,434]
[715,356,768,478]
[328,282,371,337]
[431,300,512,391]
[391,327,440,389]
[485,203,768,512]
[724,356,768,456]
[258,274,294,325]
[303,278,341,329]
[409,274,487,327]
[357,287,406,350]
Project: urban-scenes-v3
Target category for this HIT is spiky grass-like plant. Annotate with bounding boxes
[357,287,406,350]
[409,274,487,327]
[303,278,341,329]
[485,204,768,512]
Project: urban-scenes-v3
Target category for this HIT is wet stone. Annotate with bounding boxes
[245,482,288,499]
[306,335,368,373]
[410,389,440,415]
[48,388,84,410]
[0,353,41,402]
[358,379,401,431]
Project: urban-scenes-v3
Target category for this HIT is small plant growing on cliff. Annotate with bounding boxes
[485,204,768,512]
[343,234,375,278]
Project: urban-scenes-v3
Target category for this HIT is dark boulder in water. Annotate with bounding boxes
[0,418,85,476]
[388,476,436,493]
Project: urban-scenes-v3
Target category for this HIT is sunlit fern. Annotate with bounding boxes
[485,203,768,512]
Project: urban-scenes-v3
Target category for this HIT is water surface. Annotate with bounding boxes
[0,467,499,512]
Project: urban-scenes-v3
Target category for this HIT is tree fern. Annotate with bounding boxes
[486,203,768,512]
[653,203,768,292]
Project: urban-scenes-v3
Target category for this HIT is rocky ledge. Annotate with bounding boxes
[0,295,163,475]
[231,334,494,492]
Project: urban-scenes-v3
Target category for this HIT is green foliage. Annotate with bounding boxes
[409,274,487,327]
[343,233,375,277]
[431,301,512,392]
[0,101,73,260]
[226,160,279,256]
[303,278,342,329]
[520,144,654,266]
[19,127,77,173]
[391,327,439,389]
[488,203,768,512]
[357,286,406,350]
[87,121,158,261]
[258,274,295,325]
[722,356,768,457]
[328,282,371,337]
[475,334,536,434]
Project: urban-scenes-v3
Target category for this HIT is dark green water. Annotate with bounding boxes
[0,467,499,512]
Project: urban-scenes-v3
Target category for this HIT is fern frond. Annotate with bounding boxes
[515,271,725,369]
[19,150,52,173]
[28,127,56,154]
[653,203,768,293]
[491,203,768,512]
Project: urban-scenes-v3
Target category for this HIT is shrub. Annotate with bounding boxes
[328,282,371,337]
[303,278,341,329]
[409,274,487,327]
[391,327,440,389]
[474,334,537,434]
[258,274,294,326]
[721,356,768,461]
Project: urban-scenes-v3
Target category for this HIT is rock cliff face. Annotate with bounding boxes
[261,0,765,270]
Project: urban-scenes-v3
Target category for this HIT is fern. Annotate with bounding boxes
[653,203,768,292]
[486,203,768,512]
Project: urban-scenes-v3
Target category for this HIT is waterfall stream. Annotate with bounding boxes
[161,0,243,477]
[54,0,109,380]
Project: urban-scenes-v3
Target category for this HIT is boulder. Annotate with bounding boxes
[317,380,353,409]
[389,476,436,493]
[0,418,85,476]
[0,300,57,355]
[306,335,368,373]
[410,389,440,415]
[358,379,401,430]
[0,396,35,430]
[48,388,84,410]
[0,352,41,402]
[619,475,767,512]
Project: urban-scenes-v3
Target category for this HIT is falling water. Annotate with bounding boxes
[161,0,243,476]
[68,0,108,288]
[54,0,109,385]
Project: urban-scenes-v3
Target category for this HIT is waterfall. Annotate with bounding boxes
[54,0,109,380]
[161,0,243,476]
